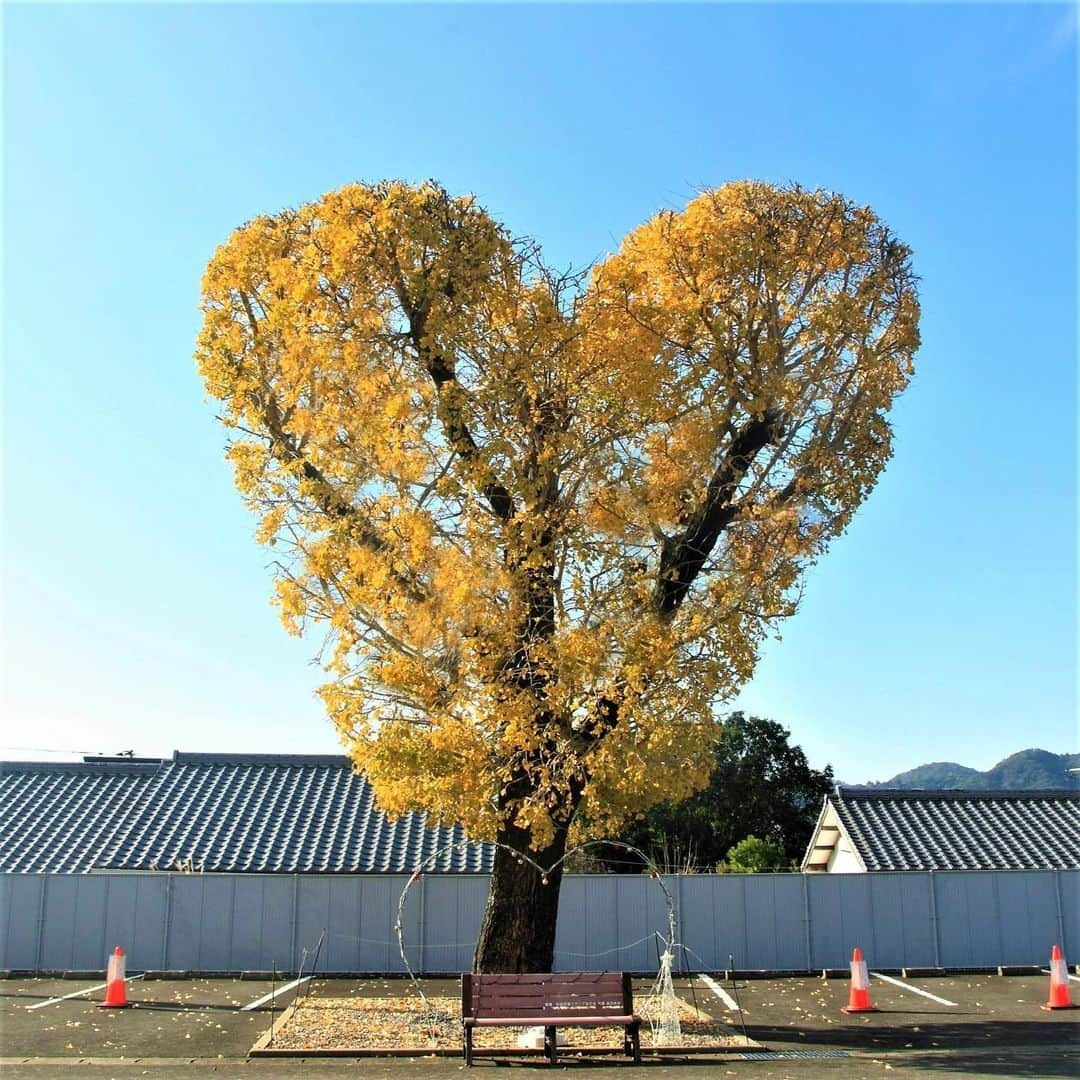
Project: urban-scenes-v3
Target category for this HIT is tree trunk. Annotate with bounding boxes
[472,824,569,973]
[473,523,570,973]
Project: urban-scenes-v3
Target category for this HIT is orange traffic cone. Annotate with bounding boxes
[1042,945,1077,1011]
[99,946,131,1008]
[841,947,878,1014]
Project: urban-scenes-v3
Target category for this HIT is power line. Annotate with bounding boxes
[0,746,102,756]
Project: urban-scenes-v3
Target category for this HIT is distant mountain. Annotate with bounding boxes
[854,749,1080,791]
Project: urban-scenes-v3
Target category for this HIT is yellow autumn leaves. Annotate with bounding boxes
[196,179,919,851]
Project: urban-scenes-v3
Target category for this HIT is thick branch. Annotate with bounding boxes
[395,277,516,522]
[582,693,621,745]
[652,409,783,618]
[258,394,427,602]
[423,343,516,521]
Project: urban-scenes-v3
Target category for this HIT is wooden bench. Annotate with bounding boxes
[461,971,641,1066]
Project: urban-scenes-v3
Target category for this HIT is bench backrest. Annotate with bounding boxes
[462,971,633,1019]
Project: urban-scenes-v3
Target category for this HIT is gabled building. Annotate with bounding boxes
[802,786,1080,873]
[0,752,493,874]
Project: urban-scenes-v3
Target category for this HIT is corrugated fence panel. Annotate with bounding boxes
[699,874,749,972]
[867,873,934,969]
[383,875,418,974]
[552,875,677,972]
[555,877,618,971]
[935,872,1003,968]
[230,875,293,972]
[1059,871,1079,958]
[994,871,1059,966]
[101,875,167,972]
[678,874,728,972]
[741,875,807,970]
[581,876,621,969]
[812,876,876,972]
[552,876,587,968]
[327,876,365,973]
[296,875,415,973]
[422,875,486,974]
[293,877,329,972]
[166,875,235,972]
[808,874,848,967]
[617,874,666,972]
[3,871,1078,974]
[641,873,681,971]
[39,875,109,970]
[0,874,44,969]
[377,875,418,974]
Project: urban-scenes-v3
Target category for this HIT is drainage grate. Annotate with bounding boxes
[740,1050,851,1060]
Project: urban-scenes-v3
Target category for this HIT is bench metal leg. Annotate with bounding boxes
[545,1025,557,1066]
[464,1026,473,1066]
[629,1023,641,1064]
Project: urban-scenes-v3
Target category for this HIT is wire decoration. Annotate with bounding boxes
[393,838,679,1028]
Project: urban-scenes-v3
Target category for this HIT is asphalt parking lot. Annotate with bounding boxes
[1,972,1076,1078]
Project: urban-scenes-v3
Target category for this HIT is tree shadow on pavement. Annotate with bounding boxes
[747,1018,1076,1052]
[872,1048,1078,1077]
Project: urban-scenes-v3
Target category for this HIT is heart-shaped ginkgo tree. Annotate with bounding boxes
[196,180,919,972]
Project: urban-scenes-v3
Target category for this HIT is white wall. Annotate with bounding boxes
[827,834,864,873]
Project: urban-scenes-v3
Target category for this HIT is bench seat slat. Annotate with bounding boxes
[468,1007,627,1017]
[474,988,622,993]
[469,997,626,1008]
[465,1000,637,1011]
[475,989,626,993]
[472,994,624,1004]
[471,972,620,982]
[466,1015,639,1027]
[471,992,623,1002]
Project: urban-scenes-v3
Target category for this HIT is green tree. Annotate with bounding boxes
[724,835,790,873]
[616,712,834,870]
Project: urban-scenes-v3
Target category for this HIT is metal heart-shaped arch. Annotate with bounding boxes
[394,838,678,1011]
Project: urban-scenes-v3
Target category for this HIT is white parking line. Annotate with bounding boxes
[26,974,146,1011]
[697,972,739,1011]
[871,971,957,1006]
[1041,968,1080,983]
[240,975,311,1011]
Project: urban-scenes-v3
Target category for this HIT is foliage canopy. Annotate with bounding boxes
[197,179,918,853]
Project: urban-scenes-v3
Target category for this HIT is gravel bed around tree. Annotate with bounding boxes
[264,992,755,1053]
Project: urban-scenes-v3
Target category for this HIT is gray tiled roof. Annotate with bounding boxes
[0,761,161,873]
[831,787,1080,871]
[0,753,493,874]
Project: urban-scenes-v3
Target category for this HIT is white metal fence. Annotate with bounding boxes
[1,869,1075,975]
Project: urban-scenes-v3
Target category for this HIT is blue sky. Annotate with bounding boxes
[3,3,1076,783]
